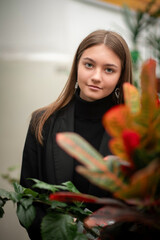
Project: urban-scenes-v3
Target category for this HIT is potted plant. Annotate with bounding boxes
[121,0,160,87]
[56,58,160,239]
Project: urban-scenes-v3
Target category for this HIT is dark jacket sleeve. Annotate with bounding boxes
[20,125,39,188]
[19,105,73,239]
[20,124,46,240]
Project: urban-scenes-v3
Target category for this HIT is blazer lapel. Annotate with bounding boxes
[52,101,75,184]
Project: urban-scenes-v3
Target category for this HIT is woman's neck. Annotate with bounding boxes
[74,89,114,119]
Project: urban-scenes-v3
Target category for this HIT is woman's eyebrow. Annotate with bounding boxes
[104,63,119,68]
[82,57,95,63]
[83,57,118,68]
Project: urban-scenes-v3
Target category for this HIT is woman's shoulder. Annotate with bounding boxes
[31,107,55,129]
[29,98,75,143]
[31,108,46,122]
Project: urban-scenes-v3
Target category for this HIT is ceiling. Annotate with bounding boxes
[99,0,160,13]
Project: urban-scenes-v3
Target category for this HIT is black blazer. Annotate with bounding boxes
[20,99,111,189]
[20,99,112,239]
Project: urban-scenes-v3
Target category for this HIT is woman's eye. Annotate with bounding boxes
[105,68,113,73]
[85,63,93,68]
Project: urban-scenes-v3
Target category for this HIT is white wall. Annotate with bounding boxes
[0,0,136,239]
[0,0,69,54]
[0,0,132,55]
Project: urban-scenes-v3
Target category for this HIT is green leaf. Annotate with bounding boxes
[23,188,38,198]
[53,181,80,193]
[13,182,25,194]
[0,198,6,218]
[0,195,9,218]
[0,188,22,203]
[8,165,19,172]
[0,199,5,207]
[9,192,22,202]
[62,181,80,193]
[131,49,140,64]
[0,188,11,200]
[0,207,4,218]
[20,198,33,210]
[17,203,36,229]
[41,213,78,240]
[68,205,91,219]
[50,200,67,209]
[29,178,58,192]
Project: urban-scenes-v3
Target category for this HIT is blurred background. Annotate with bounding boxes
[0,0,160,239]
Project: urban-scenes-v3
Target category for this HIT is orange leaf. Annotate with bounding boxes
[123,82,140,114]
[141,59,157,116]
[109,138,129,162]
[141,59,157,97]
[103,105,132,137]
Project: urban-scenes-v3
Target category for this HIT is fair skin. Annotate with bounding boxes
[77,44,122,102]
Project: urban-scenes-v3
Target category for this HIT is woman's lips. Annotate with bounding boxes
[88,85,102,90]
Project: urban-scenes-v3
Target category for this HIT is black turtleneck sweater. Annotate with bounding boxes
[73,90,114,195]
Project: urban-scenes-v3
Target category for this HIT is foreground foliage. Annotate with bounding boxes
[0,180,95,239]
[56,59,160,238]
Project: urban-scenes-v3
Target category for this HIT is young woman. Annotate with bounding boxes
[20,29,133,239]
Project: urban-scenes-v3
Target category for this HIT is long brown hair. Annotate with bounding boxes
[31,30,133,144]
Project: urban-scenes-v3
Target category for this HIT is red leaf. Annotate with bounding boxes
[49,192,101,203]
[156,94,160,107]
[84,204,159,229]
[49,192,129,206]
[122,129,140,155]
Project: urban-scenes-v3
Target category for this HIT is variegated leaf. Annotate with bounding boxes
[56,132,107,171]
[109,138,130,163]
[115,160,160,203]
[140,59,157,122]
[123,82,140,114]
[102,105,132,137]
[76,156,128,193]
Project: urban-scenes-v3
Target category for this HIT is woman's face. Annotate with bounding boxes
[77,44,122,102]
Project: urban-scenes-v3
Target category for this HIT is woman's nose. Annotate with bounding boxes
[92,68,102,82]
